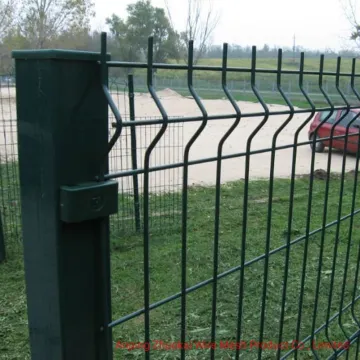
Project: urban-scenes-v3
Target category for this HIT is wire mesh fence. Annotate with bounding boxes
[4,35,360,358]
[0,76,184,256]
[108,73,360,108]
[108,84,184,236]
[0,80,21,255]
[102,35,360,359]
[121,75,360,96]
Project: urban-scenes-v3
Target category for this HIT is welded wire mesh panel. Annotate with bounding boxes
[0,76,21,247]
[101,34,360,359]
[108,87,184,236]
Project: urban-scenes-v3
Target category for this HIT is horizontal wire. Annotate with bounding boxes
[113,106,360,127]
[281,295,360,359]
[104,61,360,77]
[326,330,360,360]
[103,132,360,181]
[108,208,360,328]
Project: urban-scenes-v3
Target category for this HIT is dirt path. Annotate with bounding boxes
[109,89,358,192]
[0,88,356,192]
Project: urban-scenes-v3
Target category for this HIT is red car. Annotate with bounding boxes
[308,109,360,153]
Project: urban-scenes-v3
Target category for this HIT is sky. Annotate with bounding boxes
[91,0,359,52]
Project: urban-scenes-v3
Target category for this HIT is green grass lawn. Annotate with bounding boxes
[110,56,360,95]
[109,171,360,359]
[161,57,360,84]
[172,57,358,73]
[112,57,360,81]
[2,169,360,359]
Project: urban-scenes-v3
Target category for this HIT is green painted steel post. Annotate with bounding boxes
[128,74,141,231]
[12,50,113,359]
[0,211,5,263]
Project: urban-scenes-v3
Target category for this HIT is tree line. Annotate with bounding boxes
[205,44,359,59]
[0,0,221,73]
[0,0,358,74]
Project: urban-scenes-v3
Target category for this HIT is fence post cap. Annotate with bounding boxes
[12,49,111,61]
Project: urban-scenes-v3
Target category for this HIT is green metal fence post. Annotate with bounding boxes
[12,49,114,359]
[128,74,141,231]
[0,211,5,263]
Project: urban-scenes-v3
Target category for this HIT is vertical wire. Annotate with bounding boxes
[298,54,335,360]
[210,43,241,360]
[128,74,141,232]
[235,46,270,360]
[101,32,107,88]
[100,32,123,181]
[323,57,351,354]
[180,40,208,360]
[143,37,169,359]
[259,48,295,360]
[99,31,108,183]
[276,52,316,360]
[330,57,357,355]
[349,58,360,330]
[308,59,337,357]
[355,333,360,360]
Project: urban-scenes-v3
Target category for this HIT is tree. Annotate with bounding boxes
[105,14,136,63]
[341,0,360,50]
[0,0,18,39]
[106,0,181,64]
[19,0,95,48]
[165,0,220,64]
[262,44,270,53]
[0,27,30,72]
[53,28,91,49]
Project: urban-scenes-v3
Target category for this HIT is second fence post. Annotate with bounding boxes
[128,74,141,232]
[13,49,115,359]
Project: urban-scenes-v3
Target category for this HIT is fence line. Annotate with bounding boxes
[0,78,184,250]
[103,36,360,359]
[5,33,360,359]
[109,75,360,99]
